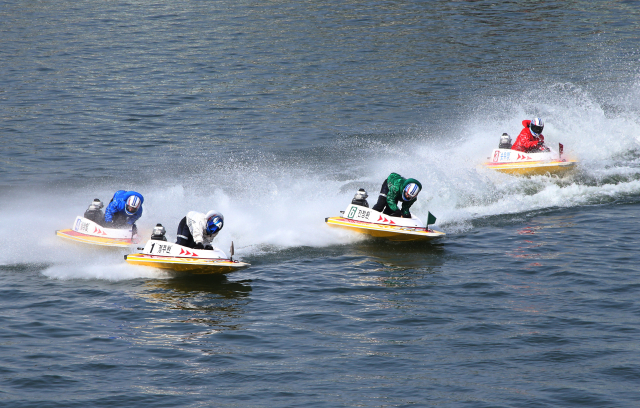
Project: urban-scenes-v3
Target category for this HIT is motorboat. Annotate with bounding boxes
[482,133,577,177]
[325,189,445,242]
[124,224,250,274]
[57,216,139,248]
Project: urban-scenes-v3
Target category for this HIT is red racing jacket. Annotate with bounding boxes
[511,120,545,152]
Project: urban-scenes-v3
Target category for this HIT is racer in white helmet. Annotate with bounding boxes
[104,190,144,228]
[512,117,548,153]
[371,173,422,218]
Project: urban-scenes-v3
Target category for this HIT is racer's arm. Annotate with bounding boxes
[521,135,541,151]
[202,229,220,246]
[187,213,206,245]
[386,184,400,212]
[104,201,121,223]
[401,200,415,218]
[513,129,534,152]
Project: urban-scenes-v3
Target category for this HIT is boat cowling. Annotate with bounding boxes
[498,133,512,149]
[342,204,425,229]
[139,239,229,260]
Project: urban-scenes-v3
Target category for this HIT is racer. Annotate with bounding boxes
[512,117,549,153]
[104,190,144,228]
[175,210,224,250]
[371,172,422,218]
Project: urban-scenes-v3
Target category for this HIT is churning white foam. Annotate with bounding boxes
[1,81,639,279]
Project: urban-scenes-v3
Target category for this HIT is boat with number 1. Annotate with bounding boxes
[124,224,250,274]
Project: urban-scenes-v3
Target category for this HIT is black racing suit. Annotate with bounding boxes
[175,216,196,248]
[372,180,401,216]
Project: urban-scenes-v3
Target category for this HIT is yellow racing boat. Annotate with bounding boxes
[57,216,139,247]
[125,224,249,274]
[483,135,577,177]
[326,191,445,241]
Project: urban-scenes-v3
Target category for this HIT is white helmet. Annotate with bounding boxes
[403,183,420,201]
[125,195,142,215]
[530,117,544,137]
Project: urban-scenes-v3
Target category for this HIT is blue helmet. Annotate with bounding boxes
[206,213,224,235]
[530,117,544,137]
[125,195,142,215]
[402,183,420,201]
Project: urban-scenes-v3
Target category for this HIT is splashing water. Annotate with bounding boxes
[2,82,640,279]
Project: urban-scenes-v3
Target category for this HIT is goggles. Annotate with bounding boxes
[126,204,139,214]
[403,183,420,201]
[207,216,223,234]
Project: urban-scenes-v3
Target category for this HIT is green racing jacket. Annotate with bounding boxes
[385,172,422,217]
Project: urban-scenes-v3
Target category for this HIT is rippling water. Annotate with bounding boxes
[2,1,640,407]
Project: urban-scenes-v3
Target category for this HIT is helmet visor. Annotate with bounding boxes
[125,196,141,215]
[403,183,420,201]
[206,216,223,234]
[530,124,543,135]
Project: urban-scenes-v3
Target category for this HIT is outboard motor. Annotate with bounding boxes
[499,133,512,149]
[150,223,167,241]
[84,198,104,224]
[351,188,369,208]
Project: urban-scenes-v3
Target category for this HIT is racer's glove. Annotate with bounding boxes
[537,140,544,147]
[391,210,402,217]
[194,242,204,249]
[204,245,213,250]
[402,212,412,218]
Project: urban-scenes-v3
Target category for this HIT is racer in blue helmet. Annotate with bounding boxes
[206,214,224,235]
[176,210,224,250]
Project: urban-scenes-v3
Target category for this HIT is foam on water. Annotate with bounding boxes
[2,82,639,279]
[42,262,167,281]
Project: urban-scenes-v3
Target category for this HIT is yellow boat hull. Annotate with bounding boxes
[325,217,445,242]
[484,148,577,176]
[56,229,136,248]
[124,253,250,274]
[486,160,577,176]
